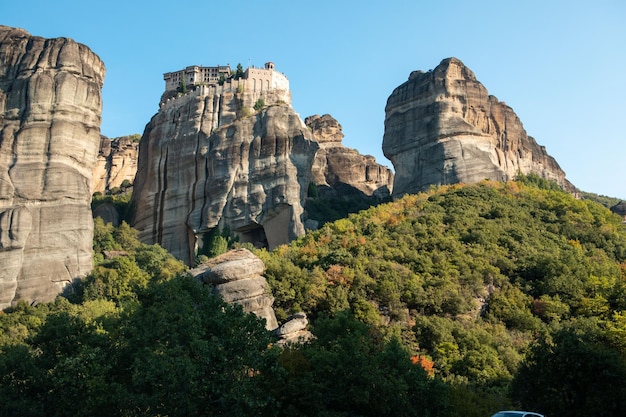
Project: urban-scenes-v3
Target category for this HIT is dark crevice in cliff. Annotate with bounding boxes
[41,119,53,194]
[103,153,113,192]
[188,99,212,262]
[217,94,224,129]
[156,147,168,245]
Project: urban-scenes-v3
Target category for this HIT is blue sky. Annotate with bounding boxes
[3,0,625,198]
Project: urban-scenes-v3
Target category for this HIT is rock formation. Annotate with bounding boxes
[131,87,317,265]
[190,248,278,330]
[93,135,139,194]
[610,201,626,222]
[190,248,313,344]
[92,202,121,227]
[306,114,393,199]
[383,57,575,198]
[273,311,314,346]
[0,26,105,308]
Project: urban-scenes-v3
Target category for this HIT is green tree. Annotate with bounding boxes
[178,75,187,93]
[254,98,265,111]
[273,311,449,417]
[1,275,282,417]
[92,216,118,254]
[235,63,244,79]
[512,321,626,416]
[117,276,280,417]
[485,283,541,331]
[307,181,318,198]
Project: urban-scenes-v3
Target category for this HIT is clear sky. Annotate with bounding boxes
[3,0,625,198]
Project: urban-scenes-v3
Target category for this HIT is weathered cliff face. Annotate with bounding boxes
[131,90,317,265]
[0,26,105,308]
[306,114,393,199]
[383,57,575,197]
[93,135,139,194]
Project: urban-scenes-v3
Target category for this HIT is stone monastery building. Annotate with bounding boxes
[163,62,289,93]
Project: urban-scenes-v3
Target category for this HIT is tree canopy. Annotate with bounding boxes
[2,178,626,416]
[259,178,626,415]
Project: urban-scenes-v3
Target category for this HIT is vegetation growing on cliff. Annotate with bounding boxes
[2,178,626,416]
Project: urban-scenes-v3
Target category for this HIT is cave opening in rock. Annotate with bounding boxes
[237,225,269,249]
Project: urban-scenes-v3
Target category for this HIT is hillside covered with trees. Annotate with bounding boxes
[2,177,626,416]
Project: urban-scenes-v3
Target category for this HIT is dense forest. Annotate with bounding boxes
[2,177,626,417]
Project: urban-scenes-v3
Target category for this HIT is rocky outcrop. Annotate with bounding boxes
[610,201,626,222]
[383,57,575,197]
[273,311,314,347]
[306,114,393,199]
[0,26,105,308]
[190,248,313,344]
[93,135,139,194]
[131,88,317,265]
[92,202,121,226]
[191,248,278,330]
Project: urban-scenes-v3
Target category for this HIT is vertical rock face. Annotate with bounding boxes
[0,26,105,308]
[131,89,317,265]
[306,114,393,199]
[383,57,575,197]
[93,135,139,194]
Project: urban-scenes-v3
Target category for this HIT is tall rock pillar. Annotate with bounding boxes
[383,57,575,197]
[131,91,318,266]
[0,26,105,308]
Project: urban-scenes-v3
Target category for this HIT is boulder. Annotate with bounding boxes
[273,312,314,347]
[192,248,265,284]
[93,202,121,226]
[0,26,105,308]
[189,249,314,344]
[383,57,575,197]
[189,249,278,330]
[273,311,309,337]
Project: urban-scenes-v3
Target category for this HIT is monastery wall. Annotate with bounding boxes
[159,78,290,112]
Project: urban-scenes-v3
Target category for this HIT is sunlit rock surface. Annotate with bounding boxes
[190,248,314,344]
[190,248,278,330]
[383,57,575,197]
[93,135,139,194]
[131,88,317,265]
[306,114,393,199]
[0,26,105,308]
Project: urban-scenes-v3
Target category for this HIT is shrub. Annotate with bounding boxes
[253,98,265,111]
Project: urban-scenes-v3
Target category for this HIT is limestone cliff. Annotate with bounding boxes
[93,135,139,194]
[0,26,105,308]
[383,57,575,197]
[306,114,393,199]
[131,88,317,265]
